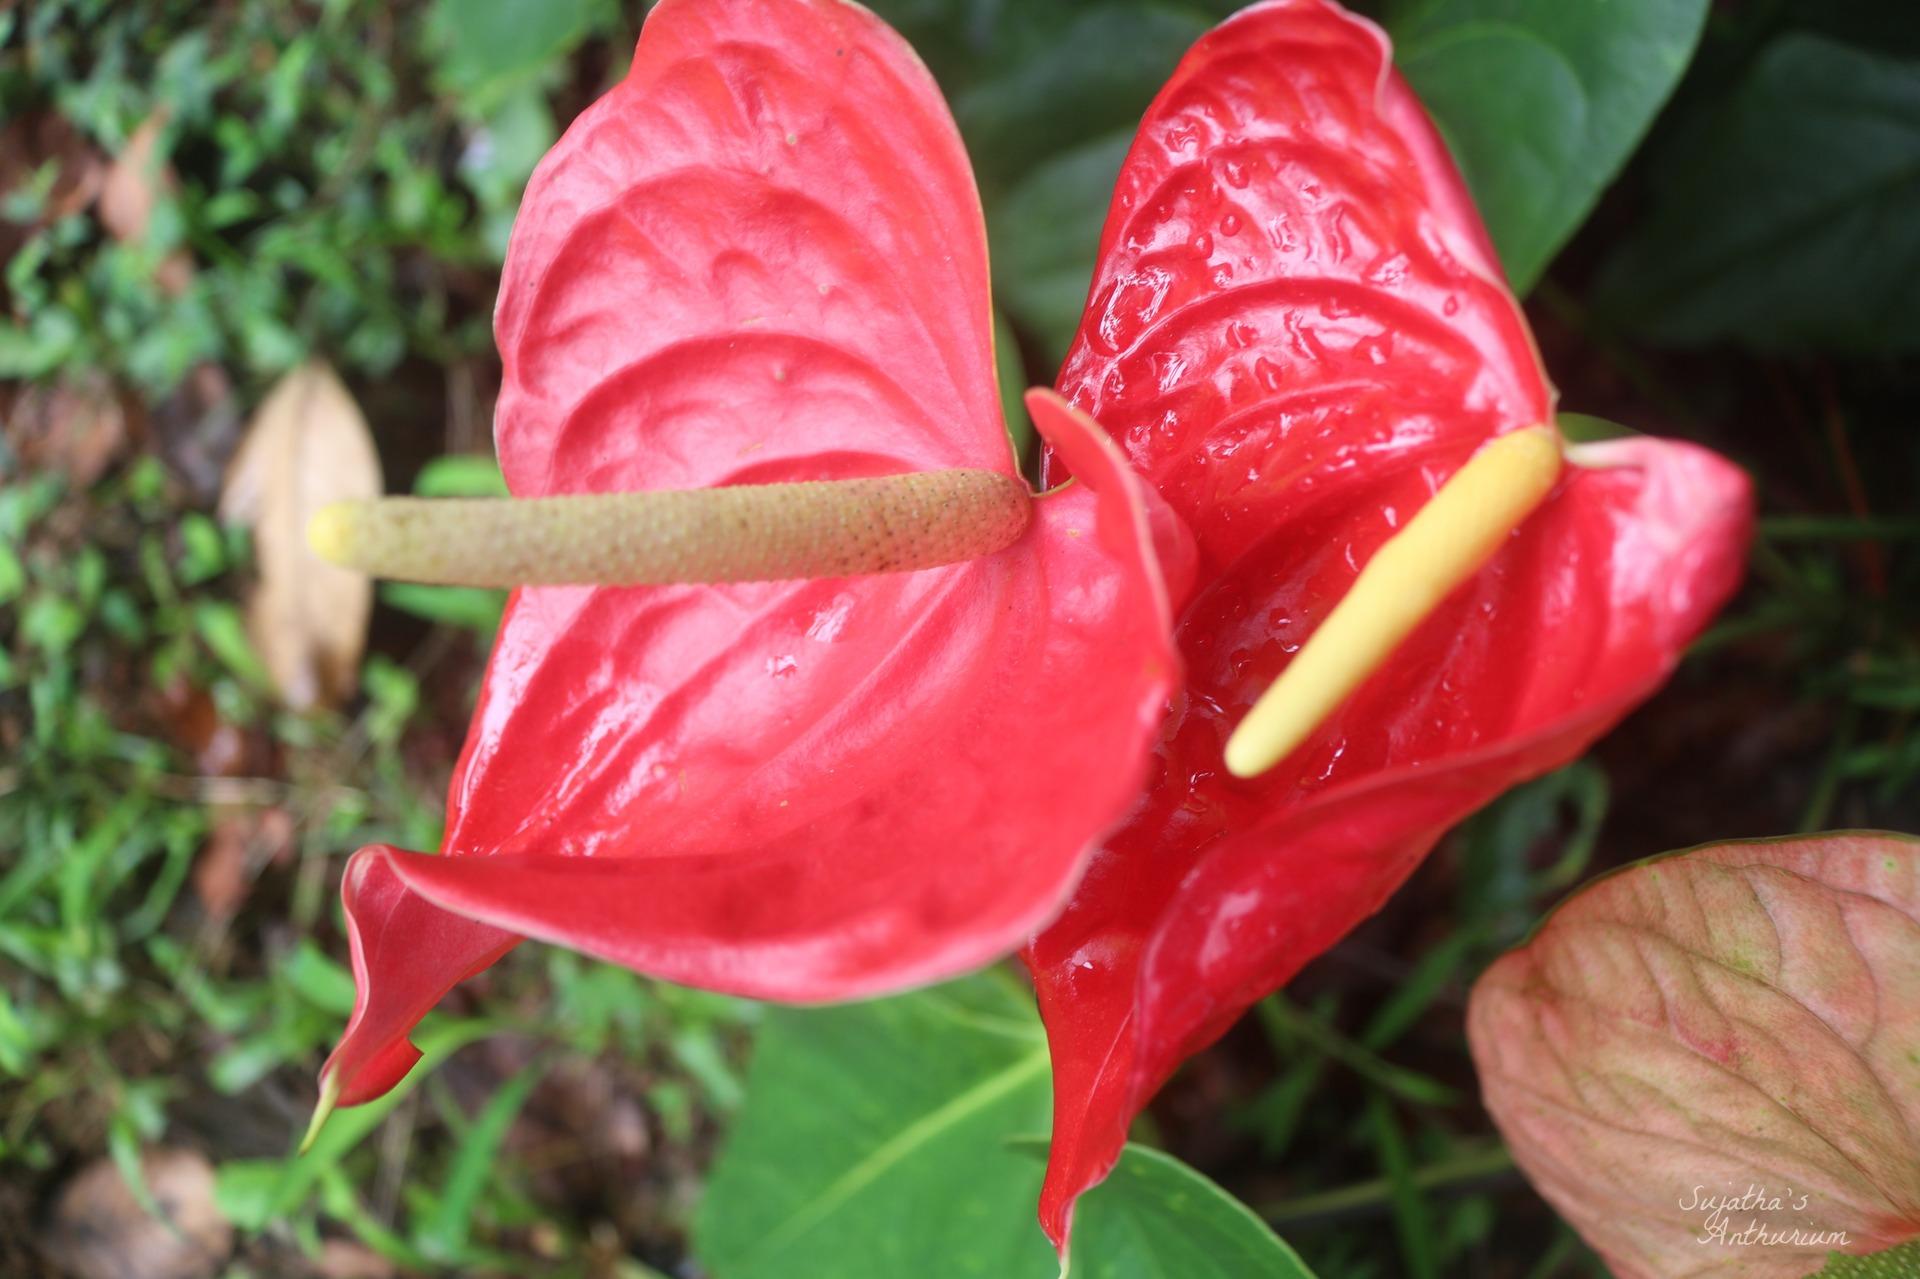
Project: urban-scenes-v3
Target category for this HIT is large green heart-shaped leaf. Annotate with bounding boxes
[865,0,1215,368]
[989,131,1135,364]
[1597,34,1920,352]
[1388,0,1709,293]
[694,972,1317,1278]
[1469,832,1920,1278]
[695,973,1055,1278]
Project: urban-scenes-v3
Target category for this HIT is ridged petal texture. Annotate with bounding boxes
[1022,0,1755,1247]
[1470,833,1920,1278]
[320,0,1179,1108]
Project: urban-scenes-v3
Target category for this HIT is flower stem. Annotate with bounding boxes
[308,469,1032,588]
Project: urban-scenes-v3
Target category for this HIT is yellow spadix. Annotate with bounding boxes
[1223,426,1563,779]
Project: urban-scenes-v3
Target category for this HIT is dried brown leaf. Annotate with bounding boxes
[152,363,241,503]
[41,1149,232,1279]
[0,113,106,224]
[221,361,382,709]
[2,373,135,488]
[193,807,293,919]
[1469,832,1920,1278]
[310,1240,399,1279]
[98,112,191,295]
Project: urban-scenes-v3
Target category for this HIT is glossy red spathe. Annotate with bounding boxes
[319,0,1180,1109]
[1023,0,1755,1247]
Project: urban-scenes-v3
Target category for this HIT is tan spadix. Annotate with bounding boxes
[306,469,1033,589]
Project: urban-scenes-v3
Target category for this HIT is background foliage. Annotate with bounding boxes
[2,0,1917,1276]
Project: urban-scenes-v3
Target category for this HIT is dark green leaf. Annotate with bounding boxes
[1390,0,1709,292]
[864,2,1210,366]
[1597,35,1920,351]
[990,133,1130,367]
[948,4,1207,192]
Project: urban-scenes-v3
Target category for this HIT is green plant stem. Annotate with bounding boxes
[1801,701,1861,832]
[1761,516,1920,542]
[1262,1144,1518,1231]
[1256,996,1460,1107]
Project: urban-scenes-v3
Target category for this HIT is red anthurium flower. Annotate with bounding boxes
[1022,0,1755,1247]
[313,0,1181,1117]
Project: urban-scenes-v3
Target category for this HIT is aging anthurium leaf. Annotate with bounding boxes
[318,0,1179,1111]
[1469,832,1920,1279]
[1388,0,1710,293]
[695,973,1318,1279]
[1024,0,1752,1248]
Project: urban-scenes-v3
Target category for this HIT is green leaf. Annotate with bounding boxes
[993,310,1036,463]
[863,1,1211,367]
[1389,0,1709,293]
[175,512,228,585]
[1821,1240,1920,1276]
[214,1016,502,1231]
[412,454,509,499]
[697,973,1319,1278]
[948,4,1209,193]
[380,583,508,632]
[990,132,1131,367]
[419,1060,547,1261]
[1554,412,1633,445]
[1071,1143,1318,1279]
[280,939,357,1017]
[694,973,1056,1279]
[191,599,272,690]
[424,0,609,112]
[0,543,27,607]
[459,85,559,260]
[1596,35,1920,352]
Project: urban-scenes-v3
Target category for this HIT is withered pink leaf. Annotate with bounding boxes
[1469,831,1920,1278]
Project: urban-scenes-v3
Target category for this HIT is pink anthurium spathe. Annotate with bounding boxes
[313,0,1182,1115]
[1021,0,1755,1248]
